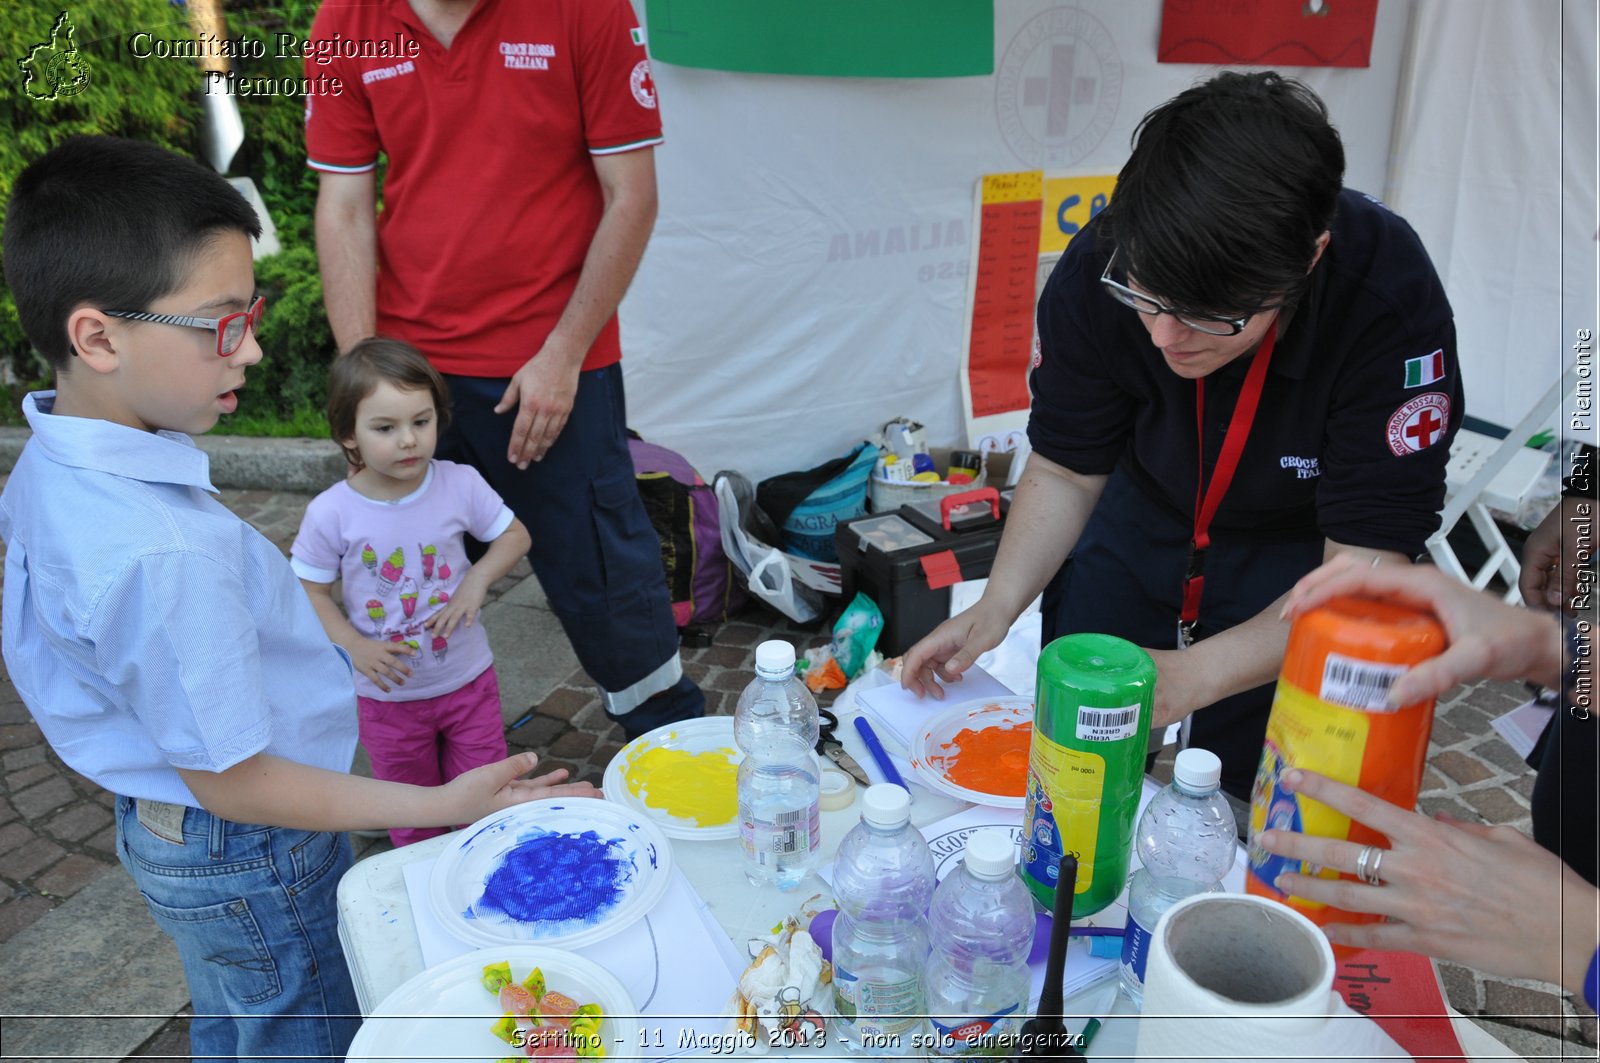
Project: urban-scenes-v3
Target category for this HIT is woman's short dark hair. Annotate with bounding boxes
[327,337,452,468]
[1100,71,1345,316]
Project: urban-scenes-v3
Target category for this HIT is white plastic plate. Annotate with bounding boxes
[909,696,1034,808]
[346,944,641,1062]
[428,798,672,949]
[602,716,742,840]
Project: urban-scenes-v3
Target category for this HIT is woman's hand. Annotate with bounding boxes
[1281,554,1564,702]
[1256,768,1595,993]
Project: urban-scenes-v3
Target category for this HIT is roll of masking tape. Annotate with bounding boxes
[820,768,856,810]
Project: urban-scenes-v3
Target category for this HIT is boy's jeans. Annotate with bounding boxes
[115,796,361,1061]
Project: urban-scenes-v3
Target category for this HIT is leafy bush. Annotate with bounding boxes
[0,0,337,430]
[252,243,334,424]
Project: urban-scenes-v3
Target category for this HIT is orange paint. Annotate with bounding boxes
[935,722,1032,797]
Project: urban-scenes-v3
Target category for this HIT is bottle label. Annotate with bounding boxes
[927,1003,1022,1057]
[1246,680,1371,902]
[1320,654,1406,712]
[1021,732,1105,894]
[1121,913,1153,984]
[738,800,820,865]
[833,965,922,1039]
[1074,702,1140,742]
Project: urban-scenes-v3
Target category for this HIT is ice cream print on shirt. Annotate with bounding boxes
[362,543,454,666]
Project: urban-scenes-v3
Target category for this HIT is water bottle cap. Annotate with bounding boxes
[962,828,1016,879]
[754,640,796,677]
[1173,748,1222,792]
[861,783,911,827]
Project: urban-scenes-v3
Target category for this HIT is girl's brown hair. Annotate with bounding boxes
[328,337,452,468]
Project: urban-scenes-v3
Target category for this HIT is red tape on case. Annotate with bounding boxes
[920,550,962,590]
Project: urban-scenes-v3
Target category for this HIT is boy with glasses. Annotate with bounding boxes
[904,72,1462,800]
[0,136,595,1061]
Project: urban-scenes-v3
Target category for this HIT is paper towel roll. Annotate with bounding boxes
[1134,893,1409,1063]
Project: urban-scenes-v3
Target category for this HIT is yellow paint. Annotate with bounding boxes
[623,743,738,827]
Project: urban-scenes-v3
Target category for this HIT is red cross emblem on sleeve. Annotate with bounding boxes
[630,60,657,109]
[1385,392,1452,456]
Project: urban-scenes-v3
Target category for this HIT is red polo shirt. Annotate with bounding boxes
[305,0,663,377]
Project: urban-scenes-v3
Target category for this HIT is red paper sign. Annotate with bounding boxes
[967,195,1041,418]
[1158,0,1378,68]
[1333,948,1467,1062]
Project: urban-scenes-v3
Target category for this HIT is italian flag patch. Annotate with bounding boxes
[631,27,646,46]
[1404,349,1446,388]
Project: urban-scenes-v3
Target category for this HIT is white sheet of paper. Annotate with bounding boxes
[401,859,743,1057]
[854,663,1015,748]
[1491,698,1554,760]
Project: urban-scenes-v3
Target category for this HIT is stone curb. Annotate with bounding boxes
[0,426,343,493]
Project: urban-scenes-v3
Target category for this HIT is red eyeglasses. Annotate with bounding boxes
[101,295,266,357]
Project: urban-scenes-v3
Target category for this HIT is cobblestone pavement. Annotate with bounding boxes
[0,483,1592,1058]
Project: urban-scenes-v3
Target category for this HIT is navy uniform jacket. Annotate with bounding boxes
[1030,188,1461,560]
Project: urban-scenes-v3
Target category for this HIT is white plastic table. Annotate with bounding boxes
[335,707,1523,1061]
[336,706,966,1009]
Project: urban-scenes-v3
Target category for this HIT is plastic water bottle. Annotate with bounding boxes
[1119,748,1236,1007]
[831,784,936,1055]
[922,828,1036,1058]
[734,640,821,889]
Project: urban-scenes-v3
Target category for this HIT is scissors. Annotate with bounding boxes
[817,708,872,787]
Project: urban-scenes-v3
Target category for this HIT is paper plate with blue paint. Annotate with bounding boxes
[428,797,673,950]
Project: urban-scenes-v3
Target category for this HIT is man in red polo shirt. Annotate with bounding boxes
[306,0,704,739]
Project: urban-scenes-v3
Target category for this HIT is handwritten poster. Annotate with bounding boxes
[960,170,1116,446]
[1332,948,1467,1062]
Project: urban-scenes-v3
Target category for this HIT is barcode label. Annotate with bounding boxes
[1320,654,1404,712]
[1075,704,1140,742]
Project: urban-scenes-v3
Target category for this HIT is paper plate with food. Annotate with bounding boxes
[346,946,640,1062]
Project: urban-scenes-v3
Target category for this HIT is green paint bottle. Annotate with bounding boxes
[1021,633,1155,916]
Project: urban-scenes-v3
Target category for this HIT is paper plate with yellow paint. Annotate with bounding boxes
[603,716,742,840]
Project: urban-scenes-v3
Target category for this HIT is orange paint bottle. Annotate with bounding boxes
[1246,595,1445,926]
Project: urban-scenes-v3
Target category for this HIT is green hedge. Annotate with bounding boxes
[0,0,333,433]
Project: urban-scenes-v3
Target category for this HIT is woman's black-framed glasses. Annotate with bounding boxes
[1099,254,1259,337]
[101,295,266,357]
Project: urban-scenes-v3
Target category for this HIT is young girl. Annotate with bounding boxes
[292,337,533,846]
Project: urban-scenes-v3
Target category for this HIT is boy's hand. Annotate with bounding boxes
[427,574,489,640]
[444,751,600,823]
[350,639,413,692]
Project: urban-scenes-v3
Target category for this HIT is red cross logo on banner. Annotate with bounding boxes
[1385,392,1452,456]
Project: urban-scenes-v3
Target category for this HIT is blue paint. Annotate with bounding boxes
[476,828,637,926]
[461,816,513,851]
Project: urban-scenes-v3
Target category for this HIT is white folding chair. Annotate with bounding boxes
[1426,366,1579,600]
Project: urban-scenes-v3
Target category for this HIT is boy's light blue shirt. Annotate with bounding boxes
[0,392,358,807]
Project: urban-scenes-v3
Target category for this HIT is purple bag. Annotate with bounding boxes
[628,433,748,628]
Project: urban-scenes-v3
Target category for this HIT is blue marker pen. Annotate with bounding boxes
[852,716,910,793]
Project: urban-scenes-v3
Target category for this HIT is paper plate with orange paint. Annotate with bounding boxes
[602,716,742,840]
[910,697,1034,808]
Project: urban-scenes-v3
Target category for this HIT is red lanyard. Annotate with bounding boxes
[1178,322,1278,646]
